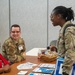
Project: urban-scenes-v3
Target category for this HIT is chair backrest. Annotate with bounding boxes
[50,40,57,47]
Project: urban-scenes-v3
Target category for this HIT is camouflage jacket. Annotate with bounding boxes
[57,21,75,58]
[2,37,26,64]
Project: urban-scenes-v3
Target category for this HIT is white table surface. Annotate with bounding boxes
[26,48,46,56]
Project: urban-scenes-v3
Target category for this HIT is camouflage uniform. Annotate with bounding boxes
[2,37,26,64]
[57,21,75,74]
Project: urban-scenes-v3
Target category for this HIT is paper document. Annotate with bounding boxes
[33,67,54,74]
[17,62,37,70]
[17,71,28,75]
[29,73,51,75]
[39,64,55,69]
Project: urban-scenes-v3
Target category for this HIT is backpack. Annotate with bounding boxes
[63,24,75,45]
[63,24,75,36]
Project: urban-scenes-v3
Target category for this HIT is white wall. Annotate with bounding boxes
[0,0,75,53]
[10,0,47,51]
[0,0,9,53]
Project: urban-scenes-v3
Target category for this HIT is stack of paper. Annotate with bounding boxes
[39,64,55,69]
[17,71,28,75]
[29,63,55,75]
[32,67,54,74]
[28,73,51,75]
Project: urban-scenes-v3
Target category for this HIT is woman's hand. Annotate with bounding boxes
[3,64,11,73]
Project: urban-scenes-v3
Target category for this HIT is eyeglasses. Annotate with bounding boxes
[11,31,20,33]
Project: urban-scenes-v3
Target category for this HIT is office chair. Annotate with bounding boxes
[50,40,57,47]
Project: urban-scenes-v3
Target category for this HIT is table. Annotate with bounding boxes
[26,48,46,56]
[0,56,56,75]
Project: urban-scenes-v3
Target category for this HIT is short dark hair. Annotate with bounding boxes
[52,6,74,21]
[10,24,21,31]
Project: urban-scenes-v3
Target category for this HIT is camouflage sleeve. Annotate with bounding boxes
[65,27,75,52]
[2,42,18,63]
[2,42,8,60]
[62,27,75,73]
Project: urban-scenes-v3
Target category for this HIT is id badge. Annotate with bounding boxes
[18,45,23,50]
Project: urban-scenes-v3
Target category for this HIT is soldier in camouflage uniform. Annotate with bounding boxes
[2,24,26,64]
[50,6,75,75]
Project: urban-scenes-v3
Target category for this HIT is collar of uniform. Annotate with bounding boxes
[62,21,72,28]
[10,37,19,44]
[60,21,72,33]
